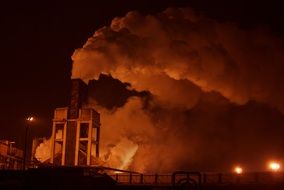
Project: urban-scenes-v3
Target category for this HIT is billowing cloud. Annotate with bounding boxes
[68,7,284,172]
[72,7,284,111]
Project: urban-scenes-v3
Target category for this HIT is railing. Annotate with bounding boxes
[202,172,284,184]
[109,171,284,186]
[110,173,172,185]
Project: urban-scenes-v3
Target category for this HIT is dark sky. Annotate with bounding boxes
[0,0,283,148]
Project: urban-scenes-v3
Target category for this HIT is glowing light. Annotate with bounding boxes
[27,116,34,122]
[113,171,123,174]
[234,166,243,174]
[269,162,281,172]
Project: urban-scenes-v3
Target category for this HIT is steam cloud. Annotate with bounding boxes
[70,7,284,172]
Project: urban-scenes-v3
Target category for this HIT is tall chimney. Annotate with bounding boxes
[68,79,88,119]
[65,79,87,166]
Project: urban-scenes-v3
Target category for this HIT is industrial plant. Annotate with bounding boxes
[0,78,284,190]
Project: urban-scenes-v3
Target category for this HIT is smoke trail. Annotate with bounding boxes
[70,7,284,172]
[35,130,63,163]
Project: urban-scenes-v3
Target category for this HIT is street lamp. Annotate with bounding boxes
[23,116,34,170]
[234,166,243,174]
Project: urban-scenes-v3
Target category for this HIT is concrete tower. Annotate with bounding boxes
[50,79,100,166]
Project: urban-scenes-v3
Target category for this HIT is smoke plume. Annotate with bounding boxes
[70,7,284,172]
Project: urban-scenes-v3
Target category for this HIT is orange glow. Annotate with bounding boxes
[113,171,123,174]
[269,162,281,171]
[27,116,34,122]
[234,166,243,174]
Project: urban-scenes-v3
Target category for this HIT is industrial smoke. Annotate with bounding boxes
[72,7,284,172]
[37,7,284,172]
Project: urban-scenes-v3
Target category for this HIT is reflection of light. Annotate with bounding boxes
[234,166,243,174]
[269,162,281,171]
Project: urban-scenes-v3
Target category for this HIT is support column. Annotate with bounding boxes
[50,122,56,164]
[65,120,77,166]
[74,120,80,166]
[87,120,92,165]
[61,122,67,165]
[96,126,100,158]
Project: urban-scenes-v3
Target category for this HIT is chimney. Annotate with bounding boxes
[68,79,88,119]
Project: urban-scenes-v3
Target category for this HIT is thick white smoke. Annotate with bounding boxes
[72,7,284,111]
[69,7,284,172]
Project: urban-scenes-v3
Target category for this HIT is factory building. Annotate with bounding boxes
[50,79,100,166]
[0,140,23,169]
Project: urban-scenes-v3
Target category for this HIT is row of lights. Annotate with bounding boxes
[234,161,281,174]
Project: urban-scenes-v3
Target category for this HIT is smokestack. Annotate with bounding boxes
[68,79,88,119]
[65,79,88,166]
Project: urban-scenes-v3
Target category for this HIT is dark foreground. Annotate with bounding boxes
[0,167,284,190]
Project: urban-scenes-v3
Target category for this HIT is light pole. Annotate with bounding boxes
[23,116,34,170]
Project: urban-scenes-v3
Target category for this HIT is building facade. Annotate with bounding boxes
[0,140,23,169]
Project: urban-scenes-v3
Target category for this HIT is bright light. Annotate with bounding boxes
[113,171,123,174]
[269,162,281,172]
[27,116,34,122]
[234,166,243,174]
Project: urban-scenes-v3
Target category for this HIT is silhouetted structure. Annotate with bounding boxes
[50,79,100,166]
[0,140,23,169]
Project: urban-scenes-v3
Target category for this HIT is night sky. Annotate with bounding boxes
[0,0,283,162]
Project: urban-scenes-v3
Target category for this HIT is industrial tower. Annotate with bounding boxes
[50,79,100,166]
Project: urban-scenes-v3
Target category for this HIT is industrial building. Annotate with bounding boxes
[2,79,284,190]
[0,140,23,169]
[50,79,100,166]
